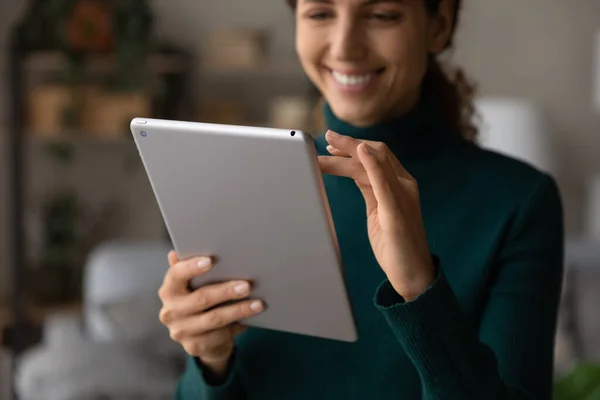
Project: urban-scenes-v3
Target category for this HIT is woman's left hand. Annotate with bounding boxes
[318,130,435,302]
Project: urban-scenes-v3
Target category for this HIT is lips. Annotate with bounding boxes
[331,71,376,86]
[328,68,384,92]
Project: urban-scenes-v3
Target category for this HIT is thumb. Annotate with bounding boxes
[168,250,179,267]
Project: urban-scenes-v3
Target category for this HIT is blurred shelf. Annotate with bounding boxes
[0,133,131,146]
[200,60,307,78]
[7,33,192,355]
[23,51,189,74]
[24,133,132,144]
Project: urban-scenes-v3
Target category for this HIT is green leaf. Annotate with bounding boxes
[554,363,600,400]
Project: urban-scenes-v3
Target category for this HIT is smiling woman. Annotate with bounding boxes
[289,0,477,140]
[168,0,564,399]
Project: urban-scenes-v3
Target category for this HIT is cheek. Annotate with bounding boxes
[380,33,428,88]
[296,25,326,84]
[296,25,320,65]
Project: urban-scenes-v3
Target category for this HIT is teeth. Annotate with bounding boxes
[332,71,374,86]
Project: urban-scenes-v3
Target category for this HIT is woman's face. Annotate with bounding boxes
[295,0,453,126]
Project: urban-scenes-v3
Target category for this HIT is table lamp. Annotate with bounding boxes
[474,97,556,176]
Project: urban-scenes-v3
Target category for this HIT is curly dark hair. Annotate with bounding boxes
[285,0,478,141]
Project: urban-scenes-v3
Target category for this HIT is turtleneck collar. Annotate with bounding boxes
[320,80,465,166]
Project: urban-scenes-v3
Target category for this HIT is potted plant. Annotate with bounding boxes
[19,0,156,138]
[554,362,600,399]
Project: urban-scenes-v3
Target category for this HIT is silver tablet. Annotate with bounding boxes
[130,118,357,342]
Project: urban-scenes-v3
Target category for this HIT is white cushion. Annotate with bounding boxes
[82,240,171,341]
[15,341,179,400]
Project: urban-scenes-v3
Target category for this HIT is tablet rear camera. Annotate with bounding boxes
[290,131,296,137]
[140,131,147,137]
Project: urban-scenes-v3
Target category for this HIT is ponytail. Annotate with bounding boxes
[426,57,478,142]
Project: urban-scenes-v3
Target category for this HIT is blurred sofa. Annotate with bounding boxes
[14,240,186,400]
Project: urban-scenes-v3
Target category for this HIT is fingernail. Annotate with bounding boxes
[326,130,340,138]
[326,145,336,153]
[196,257,211,270]
[361,143,373,155]
[250,301,264,312]
[234,282,250,295]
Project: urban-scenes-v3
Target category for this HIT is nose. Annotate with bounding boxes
[329,16,368,62]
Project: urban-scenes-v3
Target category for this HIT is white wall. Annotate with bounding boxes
[453,0,600,235]
[1,0,599,298]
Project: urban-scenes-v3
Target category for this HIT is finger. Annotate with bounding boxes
[160,280,253,324]
[168,250,179,267]
[359,140,412,181]
[319,153,379,213]
[326,145,350,157]
[357,143,401,212]
[191,280,253,312]
[326,131,413,181]
[326,130,388,162]
[160,256,214,298]
[325,130,362,159]
[189,299,265,334]
[318,156,368,184]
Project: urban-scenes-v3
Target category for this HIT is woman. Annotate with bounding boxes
[159,0,564,398]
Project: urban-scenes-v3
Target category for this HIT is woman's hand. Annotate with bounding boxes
[318,130,435,302]
[158,251,264,377]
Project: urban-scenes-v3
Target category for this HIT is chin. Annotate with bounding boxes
[327,99,381,127]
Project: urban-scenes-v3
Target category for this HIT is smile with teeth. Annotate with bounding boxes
[331,71,376,86]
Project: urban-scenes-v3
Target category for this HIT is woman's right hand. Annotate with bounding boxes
[158,251,264,377]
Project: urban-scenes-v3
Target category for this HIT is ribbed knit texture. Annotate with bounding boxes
[176,83,564,399]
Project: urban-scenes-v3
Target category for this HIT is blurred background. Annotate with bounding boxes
[0,0,599,399]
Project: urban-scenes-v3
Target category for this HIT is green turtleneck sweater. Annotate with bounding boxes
[176,88,564,399]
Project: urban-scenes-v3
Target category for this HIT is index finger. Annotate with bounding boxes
[325,131,412,180]
[324,130,361,159]
[161,255,213,298]
[318,155,369,185]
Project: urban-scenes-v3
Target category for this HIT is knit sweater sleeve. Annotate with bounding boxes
[374,173,564,400]
[175,354,245,400]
